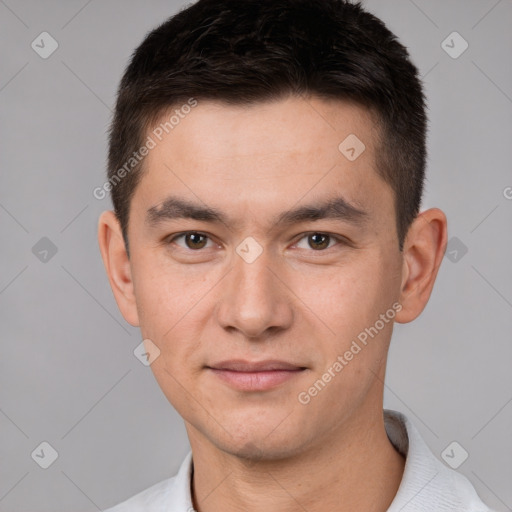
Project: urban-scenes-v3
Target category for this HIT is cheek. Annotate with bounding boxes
[131,255,219,376]
[131,253,208,336]
[132,272,178,338]
[292,261,374,322]
[292,255,398,352]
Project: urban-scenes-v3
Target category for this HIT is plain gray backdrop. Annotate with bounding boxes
[1,0,511,510]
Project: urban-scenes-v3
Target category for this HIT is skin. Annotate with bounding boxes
[98,95,447,512]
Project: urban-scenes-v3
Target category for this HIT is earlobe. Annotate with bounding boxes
[97,211,140,327]
[395,208,448,324]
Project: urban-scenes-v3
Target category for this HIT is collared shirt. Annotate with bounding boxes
[104,409,494,511]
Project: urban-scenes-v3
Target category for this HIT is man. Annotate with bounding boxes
[98,0,494,510]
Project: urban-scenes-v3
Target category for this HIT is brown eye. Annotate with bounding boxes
[294,232,342,251]
[169,232,212,250]
[184,232,208,249]
[307,233,331,250]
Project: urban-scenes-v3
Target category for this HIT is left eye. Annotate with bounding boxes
[294,233,341,251]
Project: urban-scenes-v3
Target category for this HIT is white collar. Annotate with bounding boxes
[106,409,492,511]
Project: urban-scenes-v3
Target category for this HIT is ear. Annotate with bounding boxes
[395,208,448,324]
[97,210,140,327]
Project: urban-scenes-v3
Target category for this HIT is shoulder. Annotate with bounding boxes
[384,409,495,512]
[103,476,177,512]
[103,451,194,512]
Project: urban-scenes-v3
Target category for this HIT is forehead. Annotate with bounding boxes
[132,96,393,229]
[147,96,379,168]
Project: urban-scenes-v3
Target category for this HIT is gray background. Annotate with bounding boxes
[1,0,511,510]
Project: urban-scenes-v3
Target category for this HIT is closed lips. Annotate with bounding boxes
[207,360,306,372]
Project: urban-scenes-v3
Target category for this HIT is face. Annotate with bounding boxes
[99,96,444,460]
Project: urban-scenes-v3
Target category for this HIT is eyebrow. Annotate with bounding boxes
[146,195,368,229]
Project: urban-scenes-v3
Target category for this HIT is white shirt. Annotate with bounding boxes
[104,409,494,511]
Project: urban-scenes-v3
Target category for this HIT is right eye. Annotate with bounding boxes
[167,231,215,250]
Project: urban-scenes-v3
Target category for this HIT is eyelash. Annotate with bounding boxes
[166,231,347,252]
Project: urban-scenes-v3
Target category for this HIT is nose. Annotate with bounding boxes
[215,245,294,339]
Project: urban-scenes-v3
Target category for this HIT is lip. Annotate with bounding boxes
[209,359,305,372]
[207,359,306,391]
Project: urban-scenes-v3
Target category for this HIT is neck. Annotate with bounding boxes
[188,407,405,512]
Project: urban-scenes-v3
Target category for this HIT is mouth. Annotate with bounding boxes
[206,359,307,391]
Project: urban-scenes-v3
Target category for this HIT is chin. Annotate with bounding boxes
[208,422,314,463]
[184,397,323,461]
